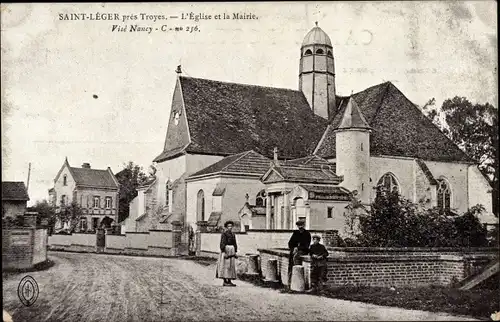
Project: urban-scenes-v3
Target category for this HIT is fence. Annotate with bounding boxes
[2,228,48,270]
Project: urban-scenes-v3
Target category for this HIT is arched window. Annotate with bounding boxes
[376,173,400,196]
[255,190,267,207]
[316,48,324,54]
[63,175,67,186]
[197,190,205,221]
[327,50,333,57]
[304,49,312,56]
[437,178,451,213]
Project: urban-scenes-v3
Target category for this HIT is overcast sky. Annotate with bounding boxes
[1,2,497,205]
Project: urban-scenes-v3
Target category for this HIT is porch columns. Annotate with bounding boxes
[266,195,272,229]
[283,191,290,229]
[276,194,282,229]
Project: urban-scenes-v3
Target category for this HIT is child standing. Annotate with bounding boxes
[308,235,329,293]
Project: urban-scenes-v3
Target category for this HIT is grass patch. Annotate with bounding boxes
[320,284,499,319]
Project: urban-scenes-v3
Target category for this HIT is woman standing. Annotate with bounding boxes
[216,221,238,286]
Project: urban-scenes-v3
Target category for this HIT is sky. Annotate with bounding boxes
[1,2,497,205]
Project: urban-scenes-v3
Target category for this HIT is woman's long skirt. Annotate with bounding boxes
[216,245,237,279]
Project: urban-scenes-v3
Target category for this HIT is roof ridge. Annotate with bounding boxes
[220,150,254,172]
[179,76,302,93]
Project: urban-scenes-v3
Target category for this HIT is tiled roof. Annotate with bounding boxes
[70,167,119,189]
[153,145,187,163]
[179,77,328,159]
[189,150,272,179]
[336,97,371,130]
[2,182,29,201]
[315,82,471,162]
[283,155,336,173]
[266,164,342,185]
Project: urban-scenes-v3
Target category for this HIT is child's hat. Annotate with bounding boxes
[312,234,321,240]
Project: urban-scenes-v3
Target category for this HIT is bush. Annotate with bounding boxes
[356,192,489,247]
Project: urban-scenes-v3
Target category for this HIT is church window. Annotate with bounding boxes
[304,49,312,56]
[361,143,363,151]
[197,190,205,221]
[256,190,267,207]
[165,180,171,207]
[63,175,67,186]
[316,48,324,54]
[376,173,400,196]
[362,183,364,191]
[327,50,333,57]
[437,178,451,213]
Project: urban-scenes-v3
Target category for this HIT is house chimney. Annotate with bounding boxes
[82,163,91,169]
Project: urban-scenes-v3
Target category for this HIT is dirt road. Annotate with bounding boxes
[2,252,477,321]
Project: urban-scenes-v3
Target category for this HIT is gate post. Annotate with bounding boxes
[170,221,182,256]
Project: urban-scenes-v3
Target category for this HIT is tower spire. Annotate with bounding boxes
[315,21,318,27]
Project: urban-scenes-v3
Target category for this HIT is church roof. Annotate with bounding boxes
[283,155,336,172]
[302,25,332,47]
[158,76,327,161]
[188,150,272,180]
[335,97,371,130]
[315,82,471,162]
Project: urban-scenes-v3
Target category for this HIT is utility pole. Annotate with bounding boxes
[26,162,31,193]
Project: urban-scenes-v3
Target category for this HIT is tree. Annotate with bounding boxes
[422,96,498,216]
[27,200,57,231]
[59,202,84,232]
[115,161,155,222]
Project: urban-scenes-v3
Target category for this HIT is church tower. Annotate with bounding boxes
[334,97,372,204]
[299,22,336,120]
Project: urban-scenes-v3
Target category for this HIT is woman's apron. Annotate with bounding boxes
[216,245,237,279]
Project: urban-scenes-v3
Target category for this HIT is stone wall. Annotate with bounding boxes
[48,228,179,257]
[258,247,498,288]
[2,228,48,270]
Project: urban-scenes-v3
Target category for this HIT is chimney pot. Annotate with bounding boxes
[82,163,91,169]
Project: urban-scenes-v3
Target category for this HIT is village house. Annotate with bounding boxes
[2,181,30,218]
[131,23,496,235]
[49,158,120,232]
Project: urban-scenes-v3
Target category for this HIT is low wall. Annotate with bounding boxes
[48,229,176,257]
[258,247,498,288]
[2,228,48,270]
[200,229,329,255]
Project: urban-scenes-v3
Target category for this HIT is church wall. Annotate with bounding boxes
[155,155,187,206]
[186,154,225,174]
[186,177,221,227]
[308,200,349,233]
[415,162,434,207]
[468,166,494,222]
[424,161,468,213]
[221,177,266,230]
[370,156,416,202]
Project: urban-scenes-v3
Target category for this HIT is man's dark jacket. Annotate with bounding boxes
[288,229,311,253]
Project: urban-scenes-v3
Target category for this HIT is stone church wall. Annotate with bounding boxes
[370,156,416,202]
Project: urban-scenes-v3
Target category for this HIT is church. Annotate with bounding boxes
[125,23,496,234]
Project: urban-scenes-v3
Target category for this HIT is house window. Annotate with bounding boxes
[376,172,400,197]
[93,196,100,208]
[105,197,112,209]
[256,190,267,207]
[437,178,451,213]
[197,190,205,221]
[63,175,67,186]
[327,207,334,218]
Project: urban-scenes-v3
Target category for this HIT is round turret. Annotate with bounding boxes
[301,22,332,47]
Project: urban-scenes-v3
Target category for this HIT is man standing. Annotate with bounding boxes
[287,220,311,285]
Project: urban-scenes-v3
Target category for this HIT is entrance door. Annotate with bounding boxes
[92,218,99,230]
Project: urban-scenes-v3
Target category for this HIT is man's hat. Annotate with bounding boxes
[312,234,321,240]
[296,220,305,226]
